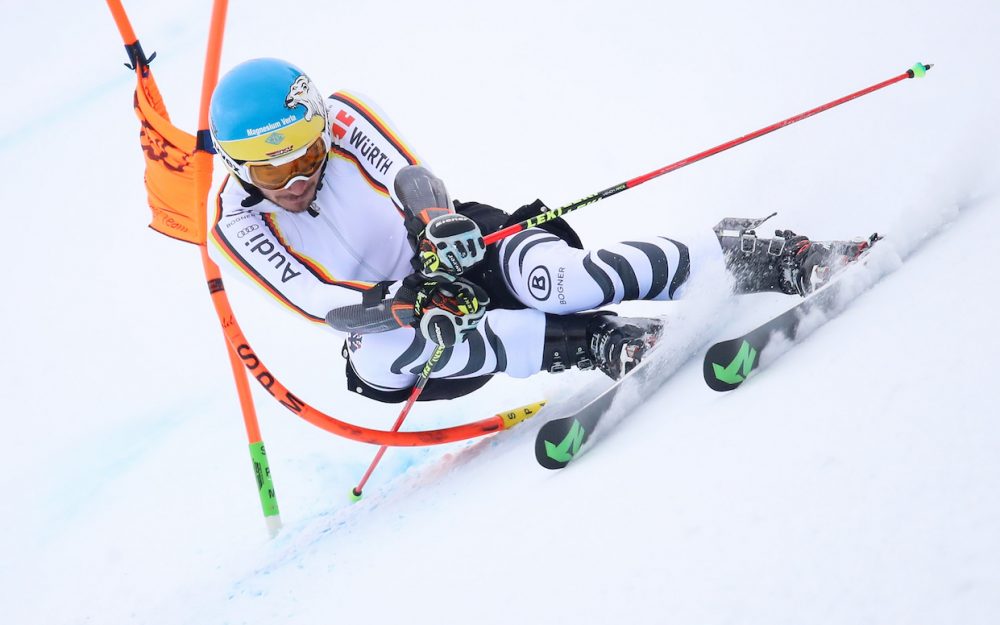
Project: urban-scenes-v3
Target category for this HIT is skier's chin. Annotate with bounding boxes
[261,175,320,213]
[275,193,314,213]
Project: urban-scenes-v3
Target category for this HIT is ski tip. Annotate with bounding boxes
[499,400,547,429]
[703,339,757,391]
[349,488,363,503]
[535,417,587,470]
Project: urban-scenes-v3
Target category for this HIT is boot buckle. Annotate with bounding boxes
[766,238,786,256]
[577,358,595,371]
[740,231,757,253]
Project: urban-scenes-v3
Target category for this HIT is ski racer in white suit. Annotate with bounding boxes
[209,59,865,403]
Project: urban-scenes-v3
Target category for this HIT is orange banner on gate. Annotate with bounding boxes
[133,68,205,244]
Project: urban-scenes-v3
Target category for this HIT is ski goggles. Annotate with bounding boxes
[244,136,328,190]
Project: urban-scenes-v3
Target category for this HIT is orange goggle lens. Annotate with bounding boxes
[247,138,327,190]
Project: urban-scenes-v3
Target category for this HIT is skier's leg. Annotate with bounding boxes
[347,305,664,401]
[499,217,874,304]
[346,308,549,399]
[497,228,724,313]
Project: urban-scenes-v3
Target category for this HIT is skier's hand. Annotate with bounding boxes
[393,274,489,346]
[415,213,486,279]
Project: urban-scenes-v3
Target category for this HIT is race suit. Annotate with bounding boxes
[209,91,721,398]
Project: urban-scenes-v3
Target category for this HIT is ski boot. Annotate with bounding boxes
[542,312,662,380]
[714,213,878,296]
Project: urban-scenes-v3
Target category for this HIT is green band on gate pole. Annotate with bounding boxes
[250,441,280,517]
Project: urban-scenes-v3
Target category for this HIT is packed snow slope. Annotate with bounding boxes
[3,1,998,623]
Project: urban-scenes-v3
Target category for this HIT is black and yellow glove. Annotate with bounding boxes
[392,273,489,346]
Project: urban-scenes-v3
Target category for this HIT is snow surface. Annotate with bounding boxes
[3,1,999,623]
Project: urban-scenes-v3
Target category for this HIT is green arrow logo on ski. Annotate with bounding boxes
[713,340,757,384]
[544,420,585,463]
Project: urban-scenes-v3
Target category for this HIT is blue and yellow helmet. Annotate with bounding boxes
[209,58,331,185]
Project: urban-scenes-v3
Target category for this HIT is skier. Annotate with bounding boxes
[208,58,868,403]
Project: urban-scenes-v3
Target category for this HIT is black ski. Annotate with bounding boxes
[703,239,881,391]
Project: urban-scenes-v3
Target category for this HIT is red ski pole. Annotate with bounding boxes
[484,62,933,246]
[350,344,447,501]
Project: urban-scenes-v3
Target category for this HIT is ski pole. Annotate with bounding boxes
[484,62,933,247]
[350,343,447,501]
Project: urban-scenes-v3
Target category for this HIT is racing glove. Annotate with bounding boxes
[392,273,489,346]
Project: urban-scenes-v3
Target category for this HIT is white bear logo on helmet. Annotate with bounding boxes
[285,76,326,123]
